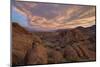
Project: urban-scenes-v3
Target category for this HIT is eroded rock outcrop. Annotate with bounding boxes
[47,47,64,63]
[12,23,33,65]
[24,34,48,64]
[12,23,96,66]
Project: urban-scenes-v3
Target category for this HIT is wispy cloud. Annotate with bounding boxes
[12,1,96,30]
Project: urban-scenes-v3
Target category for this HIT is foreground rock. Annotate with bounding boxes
[12,23,33,65]
[24,34,48,64]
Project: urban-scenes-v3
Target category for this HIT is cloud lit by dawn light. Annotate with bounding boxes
[12,1,96,31]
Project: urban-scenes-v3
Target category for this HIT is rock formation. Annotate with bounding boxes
[12,23,96,66]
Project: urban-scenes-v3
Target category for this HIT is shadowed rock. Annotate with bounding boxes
[47,48,64,63]
[63,45,80,62]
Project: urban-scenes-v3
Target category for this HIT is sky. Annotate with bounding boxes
[11,0,96,31]
[12,7,28,27]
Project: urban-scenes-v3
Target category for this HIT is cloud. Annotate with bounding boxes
[12,6,27,17]
[12,1,96,30]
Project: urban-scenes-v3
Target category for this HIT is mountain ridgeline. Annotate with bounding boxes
[12,23,96,66]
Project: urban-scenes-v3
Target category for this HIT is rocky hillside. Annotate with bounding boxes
[12,23,96,66]
[12,23,33,65]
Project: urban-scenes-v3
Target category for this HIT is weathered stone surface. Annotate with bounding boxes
[47,48,64,63]
[24,44,48,64]
[12,23,96,65]
[12,23,33,65]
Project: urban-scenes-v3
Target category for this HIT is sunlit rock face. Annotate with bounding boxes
[12,23,96,65]
[12,23,33,65]
[12,1,96,31]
